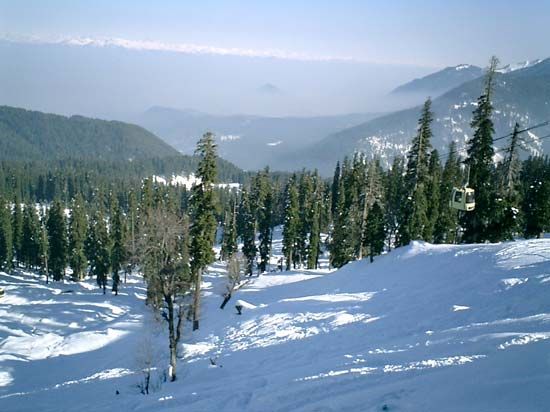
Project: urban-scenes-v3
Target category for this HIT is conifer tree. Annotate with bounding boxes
[520,156,550,238]
[490,122,523,240]
[434,141,461,243]
[385,156,406,250]
[307,175,323,269]
[282,176,299,270]
[221,202,238,261]
[297,172,314,266]
[331,161,341,220]
[12,195,23,266]
[363,201,385,262]
[86,209,111,292]
[39,219,49,282]
[47,200,68,281]
[21,203,41,268]
[423,149,442,242]
[400,98,434,245]
[239,190,257,275]
[110,199,127,287]
[0,197,13,271]
[189,132,218,330]
[69,194,88,281]
[462,57,499,243]
[258,189,273,273]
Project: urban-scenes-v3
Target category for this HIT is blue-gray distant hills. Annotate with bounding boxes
[135,107,382,170]
[282,58,550,175]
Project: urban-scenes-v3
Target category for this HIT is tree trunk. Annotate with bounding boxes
[165,294,177,381]
[192,269,201,331]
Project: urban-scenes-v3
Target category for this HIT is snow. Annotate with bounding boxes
[1,236,550,411]
[151,174,240,190]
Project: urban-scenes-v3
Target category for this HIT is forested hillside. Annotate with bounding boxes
[0,106,180,161]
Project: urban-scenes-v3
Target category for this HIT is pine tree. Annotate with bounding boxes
[423,149,442,242]
[110,199,127,288]
[12,195,23,266]
[331,161,341,220]
[189,132,218,330]
[400,98,434,245]
[39,219,49,282]
[0,197,13,271]
[86,209,111,292]
[221,201,238,261]
[69,194,88,281]
[239,190,257,275]
[297,172,314,266]
[462,57,499,243]
[282,175,300,270]
[21,203,41,268]
[385,156,406,250]
[490,122,523,241]
[47,200,68,281]
[434,141,461,243]
[258,189,273,273]
[363,201,385,262]
[307,175,323,269]
[521,156,550,238]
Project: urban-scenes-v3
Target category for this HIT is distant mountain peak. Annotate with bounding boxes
[257,83,282,95]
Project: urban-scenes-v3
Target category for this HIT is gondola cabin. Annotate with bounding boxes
[450,187,475,211]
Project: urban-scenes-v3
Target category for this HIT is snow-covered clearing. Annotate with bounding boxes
[1,237,550,411]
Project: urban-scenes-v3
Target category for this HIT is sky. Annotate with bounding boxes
[1,0,549,117]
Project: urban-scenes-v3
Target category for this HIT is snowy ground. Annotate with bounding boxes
[2,231,550,411]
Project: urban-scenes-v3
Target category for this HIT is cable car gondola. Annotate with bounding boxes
[450,187,475,211]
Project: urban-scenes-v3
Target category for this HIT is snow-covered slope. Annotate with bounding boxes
[2,237,550,411]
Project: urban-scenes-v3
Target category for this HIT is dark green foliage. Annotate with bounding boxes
[47,200,68,281]
[21,203,41,268]
[400,98,434,245]
[462,57,499,243]
[0,198,13,271]
[12,195,23,265]
[189,132,218,330]
[363,202,385,262]
[423,150,442,242]
[521,156,550,238]
[307,176,323,269]
[189,132,219,276]
[258,189,273,273]
[110,199,128,283]
[282,176,300,270]
[69,194,88,281]
[490,123,523,241]
[0,105,178,161]
[384,156,406,249]
[86,209,111,291]
[221,204,238,261]
[253,168,273,273]
[239,190,257,275]
[434,142,461,244]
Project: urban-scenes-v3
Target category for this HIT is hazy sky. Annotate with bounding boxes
[1,1,549,118]
[2,0,549,66]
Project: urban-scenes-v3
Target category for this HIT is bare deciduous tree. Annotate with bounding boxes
[137,206,191,382]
